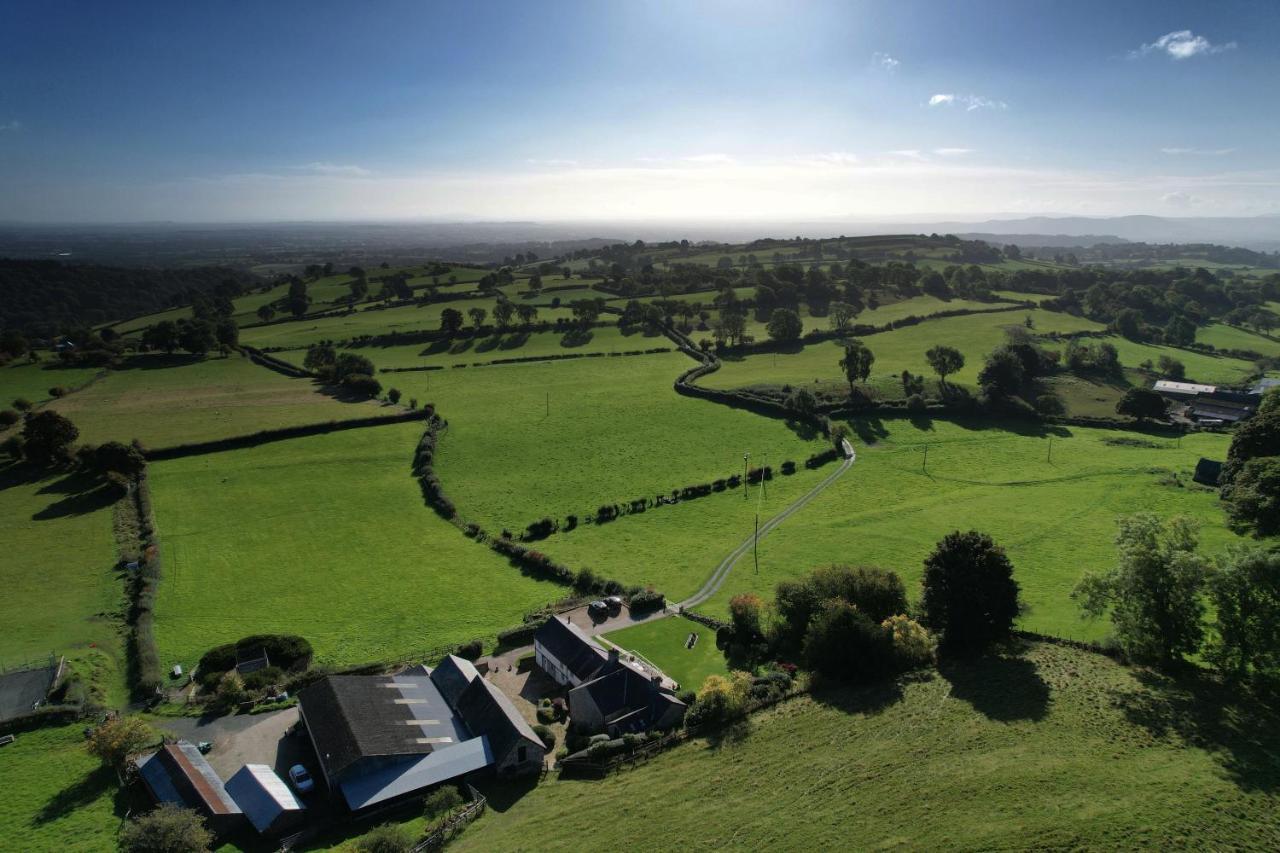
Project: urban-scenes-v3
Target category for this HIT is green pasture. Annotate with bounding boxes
[738,295,1019,343]
[1195,323,1280,359]
[705,307,1103,397]
[387,352,827,533]
[1104,336,1262,386]
[0,463,125,703]
[0,723,127,853]
[370,324,672,372]
[603,617,727,691]
[697,416,1242,641]
[992,289,1057,304]
[46,353,382,448]
[148,422,562,670]
[0,360,104,410]
[456,642,1280,851]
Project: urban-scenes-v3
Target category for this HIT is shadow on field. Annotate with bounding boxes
[847,416,889,445]
[1110,668,1280,792]
[810,674,907,718]
[785,418,820,441]
[560,329,593,348]
[33,482,118,520]
[704,719,753,751]
[474,335,502,353]
[313,382,381,404]
[113,352,205,371]
[419,338,453,356]
[473,774,541,814]
[35,765,117,824]
[500,332,530,350]
[938,653,1051,722]
[0,461,47,492]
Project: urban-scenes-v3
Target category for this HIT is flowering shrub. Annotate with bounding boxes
[882,614,936,668]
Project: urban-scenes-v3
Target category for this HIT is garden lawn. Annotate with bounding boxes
[704,307,1103,398]
[603,618,727,691]
[0,360,103,409]
[148,422,563,670]
[0,463,125,702]
[699,416,1244,641]
[46,353,382,448]
[369,324,672,372]
[387,352,827,533]
[454,643,1280,851]
[0,723,127,853]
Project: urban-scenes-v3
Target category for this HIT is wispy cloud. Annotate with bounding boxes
[888,149,926,160]
[872,52,899,72]
[1160,190,1201,208]
[791,151,860,167]
[933,147,973,157]
[928,94,1006,111]
[1160,146,1235,156]
[294,161,371,176]
[1131,30,1236,60]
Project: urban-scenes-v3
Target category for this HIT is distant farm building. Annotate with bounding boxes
[296,657,544,812]
[1153,380,1217,398]
[1250,378,1280,396]
[1188,397,1255,425]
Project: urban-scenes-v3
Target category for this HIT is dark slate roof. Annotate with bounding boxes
[534,616,608,682]
[577,660,686,733]
[224,764,303,834]
[455,677,542,762]
[430,655,480,708]
[1190,399,1254,421]
[298,675,470,781]
[137,742,241,817]
[1194,458,1223,486]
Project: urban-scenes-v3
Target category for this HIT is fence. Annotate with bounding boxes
[410,786,488,852]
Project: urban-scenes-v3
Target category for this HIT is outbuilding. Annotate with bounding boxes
[224,764,306,836]
[533,616,609,687]
[136,741,243,834]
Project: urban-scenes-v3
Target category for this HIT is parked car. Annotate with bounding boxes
[587,600,610,620]
[605,595,623,615]
[288,764,315,794]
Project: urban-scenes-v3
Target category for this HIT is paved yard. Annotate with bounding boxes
[155,706,311,780]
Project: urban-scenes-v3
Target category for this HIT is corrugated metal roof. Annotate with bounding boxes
[137,742,241,817]
[1154,380,1217,395]
[340,736,492,811]
[225,764,304,834]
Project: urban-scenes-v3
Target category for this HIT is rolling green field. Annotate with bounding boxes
[1196,322,1280,358]
[0,723,127,853]
[705,307,1103,397]
[456,642,1280,851]
[369,324,672,372]
[738,294,1019,342]
[603,617,727,691]
[0,463,126,702]
[148,422,563,670]
[385,352,826,533]
[45,353,382,448]
[697,417,1242,641]
[0,360,104,409]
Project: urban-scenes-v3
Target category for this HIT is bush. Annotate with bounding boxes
[882,614,936,668]
[354,823,412,853]
[0,408,19,426]
[48,385,69,398]
[803,601,895,681]
[922,531,1021,653]
[532,723,556,749]
[422,785,464,821]
[242,665,284,692]
[628,588,665,613]
[906,393,927,412]
[119,804,212,853]
[456,639,483,661]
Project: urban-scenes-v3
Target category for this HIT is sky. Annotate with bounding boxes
[1,0,1279,223]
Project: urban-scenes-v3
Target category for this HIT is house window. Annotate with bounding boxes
[518,746,528,763]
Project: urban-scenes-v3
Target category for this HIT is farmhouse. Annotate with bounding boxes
[296,657,544,811]
[534,615,609,687]
[135,741,243,833]
[567,647,687,736]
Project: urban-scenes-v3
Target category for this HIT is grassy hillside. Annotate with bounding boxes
[1196,323,1280,359]
[46,353,382,448]
[0,463,125,702]
[0,360,104,409]
[456,643,1280,851]
[148,422,563,670]
[369,324,672,372]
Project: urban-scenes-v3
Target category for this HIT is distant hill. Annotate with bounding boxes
[914,215,1280,252]
[956,232,1129,248]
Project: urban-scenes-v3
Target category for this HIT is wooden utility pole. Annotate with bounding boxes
[754,513,759,574]
[1047,437,1053,463]
[922,444,928,472]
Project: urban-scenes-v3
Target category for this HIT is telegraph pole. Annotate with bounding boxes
[1047,437,1053,463]
[743,452,749,499]
[922,444,928,472]
[754,513,759,574]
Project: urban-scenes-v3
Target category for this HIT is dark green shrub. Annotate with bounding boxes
[353,823,412,853]
[243,666,284,691]
[532,723,556,750]
[422,785,464,821]
[0,408,19,426]
[629,589,665,613]
[803,601,894,681]
[456,639,483,661]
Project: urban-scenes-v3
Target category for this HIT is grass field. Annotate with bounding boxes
[738,294,1018,342]
[696,416,1243,641]
[603,617,727,691]
[0,723,128,853]
[0,463,125,701]
[148,422,563,670]
[385,352,826,533]
[0,360,104,409]
[45,353,382,448]
[455,642,1280,850]
[705,307,1103,398]
[1196,323,1280,358]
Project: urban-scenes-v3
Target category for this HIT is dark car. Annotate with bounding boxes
[587,600,610,620]
[605,595,623,615]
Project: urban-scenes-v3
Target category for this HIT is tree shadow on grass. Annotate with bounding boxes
[313,382,380,405]
[112,352,206,371]
[1109,667,1280,792]
[0,461,47,493]
[809,672,908,718]
[474,335,502,354]
[560,329,593,348]
[703,719,753,752]
[472,774,542,814]
[36,469,102,496]
[33,482,119,520]
[908,410,934,431]
[499,332,530,350]
[418,338,453,357]
[35,765,116,824]
[785,418,819,441]
[449,337,474,355]
[847,415,889,445]
[937,652,1051,723]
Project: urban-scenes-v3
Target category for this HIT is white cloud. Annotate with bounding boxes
[682,153,735,165]
[872,52,899,71]
[791,151,860,167]
[1160,191,1200,208]
[294,161,371,176]
[928,94,1006,111]
[933,147,973,156]
[888,149,926,160]
[1160,146,1235,156]
[1132,30,1236,60]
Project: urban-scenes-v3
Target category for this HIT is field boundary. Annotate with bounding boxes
[143,409,429,460]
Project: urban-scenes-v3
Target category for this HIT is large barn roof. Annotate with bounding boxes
[534,616,609,682]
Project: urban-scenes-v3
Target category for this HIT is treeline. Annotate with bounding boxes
[0,258,257,338]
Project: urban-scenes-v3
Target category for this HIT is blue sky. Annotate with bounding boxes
[1,0,1277,222]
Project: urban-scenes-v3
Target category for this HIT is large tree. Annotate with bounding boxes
[1222,410,1280,486]
[1221,457,1280,537]
[439,308,464,336]
[921,530,1021,653]
[1207,547,1280,681]
[86,716,156,768]
[838,339,874,394]
[766,308,803,343]
[22,410,79,464]
[925,346,965,388]
[1116,387,1167,422]
[828,301,858,331]
[119,804,212,853]
[1073,514,1208,665]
